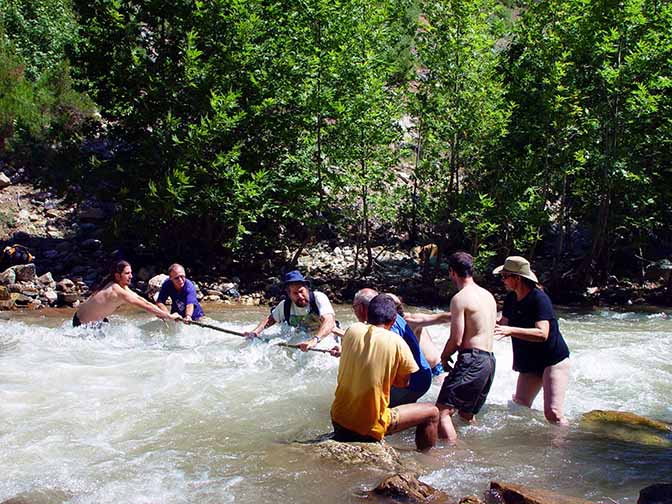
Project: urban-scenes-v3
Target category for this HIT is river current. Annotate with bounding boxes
[1,305,670,503]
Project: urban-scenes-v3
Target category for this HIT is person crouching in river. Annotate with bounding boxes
[331,294,439,451]
[493,256,570,425]
[156,263,204,324]
[73,260,182,327]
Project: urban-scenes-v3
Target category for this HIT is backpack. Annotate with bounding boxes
[1,244,34,267]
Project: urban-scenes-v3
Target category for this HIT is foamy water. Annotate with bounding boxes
[1,306,670,503]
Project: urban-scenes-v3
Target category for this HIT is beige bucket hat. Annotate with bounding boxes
[493,256,539,283]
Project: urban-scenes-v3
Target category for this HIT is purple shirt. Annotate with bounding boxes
[157,278,204,319]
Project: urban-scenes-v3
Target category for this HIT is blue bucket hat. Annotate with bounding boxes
[282,270,309,287]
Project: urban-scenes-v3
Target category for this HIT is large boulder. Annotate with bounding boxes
[305,439,406,472]
[581,410,672,448]
[370,473,454,503]
[147,274,169,301]
[0,268,16,285]
[489,481,595,504]
[12,263,37,283]
[639,484,672,504]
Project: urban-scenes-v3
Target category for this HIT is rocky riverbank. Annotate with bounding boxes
[1,175,671,312]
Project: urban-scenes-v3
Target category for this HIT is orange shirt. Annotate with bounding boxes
[331,322,418,440]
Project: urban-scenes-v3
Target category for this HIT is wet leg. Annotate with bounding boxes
[387,403,439,451]
[542,358,570,425]
[513,372,543,407]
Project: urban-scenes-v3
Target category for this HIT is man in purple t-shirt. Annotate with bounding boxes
[156,263,204,323]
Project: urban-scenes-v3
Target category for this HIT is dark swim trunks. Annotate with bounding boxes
[436,348,496,415]
[72,312,109,328]
[331,422,379,443]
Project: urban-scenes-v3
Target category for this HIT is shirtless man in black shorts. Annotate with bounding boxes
[436,252,497,443]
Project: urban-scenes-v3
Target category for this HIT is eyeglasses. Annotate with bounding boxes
[171,275,186,281]
[501,273,515,280]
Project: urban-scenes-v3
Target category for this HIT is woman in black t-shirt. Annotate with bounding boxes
[493,256,570,425]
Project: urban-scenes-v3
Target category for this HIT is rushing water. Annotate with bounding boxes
[1,305,670,503]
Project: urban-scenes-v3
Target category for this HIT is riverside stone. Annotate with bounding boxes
[309,440,404,472]
[37,272,55,286]
[0,268,16,285]
[56,279,76,292]
[0,299,14,310]
[147,274,168,301]
[13,264,37,283]
[370,473,453,503]
[0,172,11,188]
[489,481,595,504]
[581,410,672,447]
[0,286,9,300]
[44,289,58,305]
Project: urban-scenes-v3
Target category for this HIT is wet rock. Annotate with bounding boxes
[0,172,11,188]
[0,488,74,504]
[38,272,55,287]
[581,410,672,447]
[489,481,594,504]
[0,286,8,300]
[13,264,37,283]
[370,473,453,503]
[56,279,76,292]
[43,249,59,259]
[459,497,484,504]
[0,299,14,310]
[0,268,16,285]
[44,289,58,305]
[309,439,404,472]
[147,274,168,301]
[11,293,33,305]
[639,483,672,504]
[20,287,39,297]
[58,292,81,305]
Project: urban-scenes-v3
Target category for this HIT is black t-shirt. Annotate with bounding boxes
[502,288,570,374]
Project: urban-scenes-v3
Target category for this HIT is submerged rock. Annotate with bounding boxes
[489,481,594,504]
[581,410,672,447]
[370,472,454,503]
[0,488,73,504]
[639,483,672,504]
[306,439,404,472]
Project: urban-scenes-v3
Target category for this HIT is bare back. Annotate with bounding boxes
[76,282,127,323]
[450,283,496,352]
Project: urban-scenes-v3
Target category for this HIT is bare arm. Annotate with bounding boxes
[441,298,464,365]
[494,320,549,342]
[404,311,451,330]
[245,313,276,338]
[156,302,170,314]
[298,313,336,351]
[118,286,179,320]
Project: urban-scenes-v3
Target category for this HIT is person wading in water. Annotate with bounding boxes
[73,260,182,327]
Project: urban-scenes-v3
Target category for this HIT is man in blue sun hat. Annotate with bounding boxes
[245,270,336,351]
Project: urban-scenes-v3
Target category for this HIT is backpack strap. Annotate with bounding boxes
[309,290,319,316]
[283,295,292,323]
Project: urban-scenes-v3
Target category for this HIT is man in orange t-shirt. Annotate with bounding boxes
[330,294,439,451]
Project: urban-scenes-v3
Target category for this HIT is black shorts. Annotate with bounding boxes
[331,422,379,443]
[436,348,496,415]
[72,313,109,328]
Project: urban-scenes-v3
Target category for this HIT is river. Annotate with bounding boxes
[1,305,670,503]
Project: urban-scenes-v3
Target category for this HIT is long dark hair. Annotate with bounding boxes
[93,260,131,293]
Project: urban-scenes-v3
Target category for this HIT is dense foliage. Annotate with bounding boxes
[2,0,671,285]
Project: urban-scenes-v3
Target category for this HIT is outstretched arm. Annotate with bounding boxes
[244,313,276,339]
[118,286,180,320]
[298,313,336,352]
[404,311,451,330]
